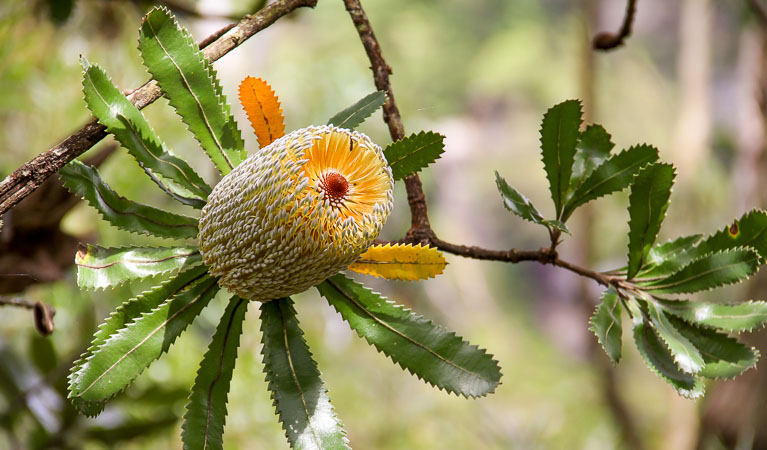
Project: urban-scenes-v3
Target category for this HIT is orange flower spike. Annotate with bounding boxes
[238,77,286,148]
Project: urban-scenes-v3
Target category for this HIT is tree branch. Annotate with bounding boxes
[592,0,638,51]
[342,0,431,234]
[0,296,55,336]
[0,0,317,218]
[344,0,616,290]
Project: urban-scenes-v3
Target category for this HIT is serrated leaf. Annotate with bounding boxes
[540,99,582,218]
[563,144,659,221]
[260,298,350,450]
[669,317,759,379]
[383,131,445,181]
[239,76,285,148]
[182,296,248,450]
[626,163,675,278]
[689,209,767,261]
[317,274,502,397]
[60,160,199,239]
[643,249,759,294]
[638,234,703,278]
[347,243,447,281]
[81,59,210,208]
[71,274,218,403]
[645,300,704,374]
[327,91,385,130]
[76,244,202,290]
[656,298,767,332]
[589,288,623,364]
[570,124,615,192]
[139,7,244,174]
[632,319,704,398]
[68,265,209,415]
[494,172,568,233]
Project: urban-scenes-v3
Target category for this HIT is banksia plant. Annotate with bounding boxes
[62,8,500,449]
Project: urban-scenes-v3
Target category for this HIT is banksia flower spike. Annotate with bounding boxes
[64,8,501,449]
[199,125,394,301]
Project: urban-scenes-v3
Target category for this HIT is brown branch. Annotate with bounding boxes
[0,297,55,336]
[592,0,638,51]
[342,0,431,235]
[0,295,37,310]
[0,0,317,218]
[344,0,621,292]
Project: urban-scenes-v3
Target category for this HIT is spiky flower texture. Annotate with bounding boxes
[200,125,393,301]
[63,9,500,450]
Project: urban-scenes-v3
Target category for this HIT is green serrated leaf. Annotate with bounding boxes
[570,124,615,191]
[318,274,502,397]
[76,244,202,290]
[81,59,211,208]
[645,300,704,374]
[71,274,218,403]
[632,319,704,398]
[539,99,582,218]
[626,163,675,279]
[327,91,385,130]
[139,7,244,175]
[669,316,759,379]
[494,172,568,233]
[589,288,623,364]
[562,144,659,221]
[638,234,703,278]
[68,265,209,415]
[643,249,759,294]
[689,209,767,261]
[383,131,445,181]
[182,296,248,450]
[60,160,199,239]
[260,298,350,450]
[657,298,767,332]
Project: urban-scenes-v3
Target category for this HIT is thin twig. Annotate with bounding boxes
[0,0,317,218]
[592,0,638,51]
[344,0,615,290]
[0,296,55,336]
[0,296,36,310]
[342,0,431,235]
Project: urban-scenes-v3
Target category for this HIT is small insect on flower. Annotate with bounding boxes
[199,125,394,301]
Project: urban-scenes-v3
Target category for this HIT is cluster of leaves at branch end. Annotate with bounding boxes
[498,100,767,397]
[495,100,659,234]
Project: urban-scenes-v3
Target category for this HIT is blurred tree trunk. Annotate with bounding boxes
[696,23,767,450]
[673,0,711,182]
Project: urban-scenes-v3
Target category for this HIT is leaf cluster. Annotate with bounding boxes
[495,100,767,397]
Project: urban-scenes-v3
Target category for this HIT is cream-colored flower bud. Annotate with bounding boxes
[198,125,394,301]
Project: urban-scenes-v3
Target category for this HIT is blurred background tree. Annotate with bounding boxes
[1,0,766,448]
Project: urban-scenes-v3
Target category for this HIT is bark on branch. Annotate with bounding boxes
[343,0,617,289]
[0,0,317,218]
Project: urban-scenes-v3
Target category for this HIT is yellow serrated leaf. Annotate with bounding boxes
[238,76,286,148]
[348,244,447,281]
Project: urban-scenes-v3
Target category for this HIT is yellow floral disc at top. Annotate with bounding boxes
[198,125,394,302]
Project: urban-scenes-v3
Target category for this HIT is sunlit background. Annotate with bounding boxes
[1,0,765,448]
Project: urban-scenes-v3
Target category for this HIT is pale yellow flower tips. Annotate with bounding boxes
[198,125,394,301]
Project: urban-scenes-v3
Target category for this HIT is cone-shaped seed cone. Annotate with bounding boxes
[199,125,394,301]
